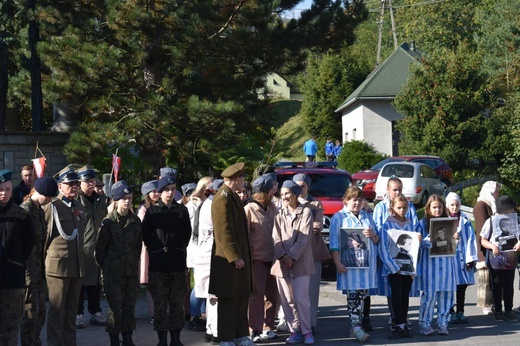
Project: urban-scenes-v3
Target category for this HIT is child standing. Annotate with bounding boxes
[379,194,421,339]
[329,186,379,343]
[480,195,520,322]
[417,195,456,336]
[445,192,478,324]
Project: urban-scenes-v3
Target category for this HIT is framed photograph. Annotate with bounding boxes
[490,213,519,252]
[340,227,370,269]
[387,229,420,276]
[429,217,458,257]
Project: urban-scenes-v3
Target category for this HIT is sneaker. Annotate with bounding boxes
[303,333,314,345]
[250,331,261,343]
[89,312,107,326]
[404,325,413,338]
[494,312,505,322]
[277,319,289,332]
[483,306,494,315]
[285,331,303,344]
[437,325,449,335]
[504,311,518,322]
[388,326,408,340]
[457,312,469,323]
[76,314,86,329]
[362,317,374,332]
[204,333,212,342]
[389,323,396,332]
[449,312,458,324]
[419,325,435,336]
[260,330,277,340]
[236,336,255,346]
[354,329,370,343]
[513,306,520,313]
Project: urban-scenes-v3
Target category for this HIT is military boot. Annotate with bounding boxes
[122,331,136,346]
[109,333,120,346]
[170,329,184,346]
[157,331,168,346]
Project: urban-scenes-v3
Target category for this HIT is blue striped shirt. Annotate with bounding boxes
[329,206,378,290]
[453,213,478,285]
[373,197,419,233]
[417,218,457,292]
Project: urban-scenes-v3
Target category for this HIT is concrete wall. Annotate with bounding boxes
[0,132,69,181]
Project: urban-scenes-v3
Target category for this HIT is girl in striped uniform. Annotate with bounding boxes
[445,192,478,324]
[379,194,422,339]
[417,194,457,336]
[329,186,379,343]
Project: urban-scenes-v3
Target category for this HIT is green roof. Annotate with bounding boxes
[336,42,424,112]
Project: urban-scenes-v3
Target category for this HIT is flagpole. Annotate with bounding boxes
[109,148,119,188]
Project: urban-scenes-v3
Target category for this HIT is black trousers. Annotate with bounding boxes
[450,284,468,313]
[78,284,102,315]
[218,297,249,342]
[388,273,413,325]
[490,268,515,312]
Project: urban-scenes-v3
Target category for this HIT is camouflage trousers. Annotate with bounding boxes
[0,288,24,346]
[102,275,140,334]
[148,271,187,332]
[20,283,46,346]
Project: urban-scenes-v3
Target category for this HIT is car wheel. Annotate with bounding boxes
[420,191,429,208]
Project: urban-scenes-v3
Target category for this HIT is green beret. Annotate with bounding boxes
[0,169,12,183]
[221,162,246,179]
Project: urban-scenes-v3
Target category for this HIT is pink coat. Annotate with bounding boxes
[271,204,315,278]
[244,201,277,262]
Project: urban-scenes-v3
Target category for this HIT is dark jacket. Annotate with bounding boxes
[0,200,35,288]
[209,184,252,298]
[142,200,191,273]
[20,199,47,285]
[95,210,142,277]
[12,181,31,205]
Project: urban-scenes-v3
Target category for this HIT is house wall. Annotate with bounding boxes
[341,100,404,156]
[266,73,291,99]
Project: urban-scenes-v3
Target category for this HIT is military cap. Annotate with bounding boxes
[281,180,302,197]
[293,173,312,188]
[181,183,197,197]
[55,165,80,183]
[76,165,96,181]
[221,162,246,179]
[141,180,158,196]
[158,175,176,193]
[0,169,12,183]
[34,177,59,197]
[160,167,178,179]
[209,179,224,191]
[496,195,517,213]
[252,175,274,193]
[112,180,131,201]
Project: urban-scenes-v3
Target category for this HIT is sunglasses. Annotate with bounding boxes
[62,181,80,187]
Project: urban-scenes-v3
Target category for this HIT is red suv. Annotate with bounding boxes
[352,155,453,201]
[275,161,353,247]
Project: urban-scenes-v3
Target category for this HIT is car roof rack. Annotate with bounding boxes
[275,161,338,168]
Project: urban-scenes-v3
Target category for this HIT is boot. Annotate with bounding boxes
[157,331,168,346]
[109,333,120,346]
[122,331,136,346]
[170,329,184,346]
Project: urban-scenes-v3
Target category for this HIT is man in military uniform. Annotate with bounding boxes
[95,181,142,346]
[0,169,35,345]
[44,166,86,346]
[75,165,108,328]
[209,162,253,346]
[142,174,192,346]
[20,176,58,346]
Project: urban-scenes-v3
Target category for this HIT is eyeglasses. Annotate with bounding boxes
[62,181,80,187]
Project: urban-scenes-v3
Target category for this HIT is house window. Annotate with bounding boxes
[352,128,357,140]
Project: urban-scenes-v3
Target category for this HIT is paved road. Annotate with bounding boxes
[36,272,520,345]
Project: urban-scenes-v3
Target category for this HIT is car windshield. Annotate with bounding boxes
[381,164,415,178]
[370,158,404,170]
[277,173,352,198]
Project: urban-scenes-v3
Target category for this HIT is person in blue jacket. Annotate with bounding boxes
[303,137,318,162]
[325,139,335,161]
[333,140,343,160]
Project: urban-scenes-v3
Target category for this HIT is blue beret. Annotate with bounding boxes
[112,180,131,201]
[262,173,277,185]
[210,179,224,191]
[293,173,311,188]
[0,169,12,183]
[181,183,197,197]
[34,177,58,197]
[160,167,178,179]
[252,175,274,193]
[281,180,302,197]
[141,180,158,196]
[158,175,176,193]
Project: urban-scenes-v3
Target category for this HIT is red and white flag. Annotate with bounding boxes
[32,157,46,178]
[112,155,122,182]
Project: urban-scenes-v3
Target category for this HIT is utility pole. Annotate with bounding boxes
[376,0,385,65]
[388,0,398,50]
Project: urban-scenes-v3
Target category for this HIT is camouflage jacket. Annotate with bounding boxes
[95,209,142,277]
[20,199,47,285]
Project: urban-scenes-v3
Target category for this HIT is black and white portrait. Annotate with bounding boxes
[429,217,458,257]
[388,230,420,275]
[340,227,370,268]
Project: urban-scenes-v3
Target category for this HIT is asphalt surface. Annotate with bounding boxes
[35,270,520,345]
